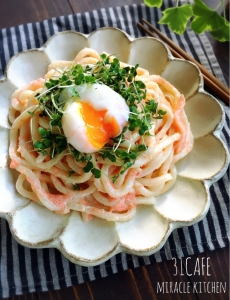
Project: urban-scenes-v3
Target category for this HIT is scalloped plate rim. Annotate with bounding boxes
[0,27,228,266]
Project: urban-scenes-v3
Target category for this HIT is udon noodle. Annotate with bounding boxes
[9,48,193,221]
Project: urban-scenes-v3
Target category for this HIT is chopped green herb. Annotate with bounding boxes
[91,168,101,178]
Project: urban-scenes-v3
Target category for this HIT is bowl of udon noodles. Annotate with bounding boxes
[0,27,229,266]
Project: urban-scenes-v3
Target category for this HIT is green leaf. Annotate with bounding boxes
[34,141,45,149]
[144,0,163,8]
[159,5,193,34]
[75,73,84,85]
[85,76,97,83]
[209,22,230,42]
[101,151,116,162]
[190,0,226,34]
[83,161,93,172]
[91,168,101,178]
[138,144,148,152]
[38,127,50,138]
[44,140,52,147]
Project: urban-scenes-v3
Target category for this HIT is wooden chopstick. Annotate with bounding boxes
[137,20,230,104]
[137,22,229,104]
[142,19,229,95]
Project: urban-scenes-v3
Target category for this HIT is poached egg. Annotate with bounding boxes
[61,83,129,153]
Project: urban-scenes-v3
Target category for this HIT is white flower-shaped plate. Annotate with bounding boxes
[0,28,229,266]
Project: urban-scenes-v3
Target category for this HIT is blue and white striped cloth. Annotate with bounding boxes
[0,2,229,298]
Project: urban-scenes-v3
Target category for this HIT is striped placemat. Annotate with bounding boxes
[0,2,229,298]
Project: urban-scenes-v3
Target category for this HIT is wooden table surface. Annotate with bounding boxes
[0,0,229,299]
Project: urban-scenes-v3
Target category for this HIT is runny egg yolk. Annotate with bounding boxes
[61,83,130,153]
[80,102,120,149]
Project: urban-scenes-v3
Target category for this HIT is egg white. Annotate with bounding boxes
[61,83,129,153]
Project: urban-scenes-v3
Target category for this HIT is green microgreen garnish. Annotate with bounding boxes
[31,54,166,181]
[33,127,67,158]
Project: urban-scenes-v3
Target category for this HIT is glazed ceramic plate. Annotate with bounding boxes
[0,28,229,266]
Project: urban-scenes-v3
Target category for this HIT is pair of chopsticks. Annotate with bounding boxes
[137,19,230,104]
